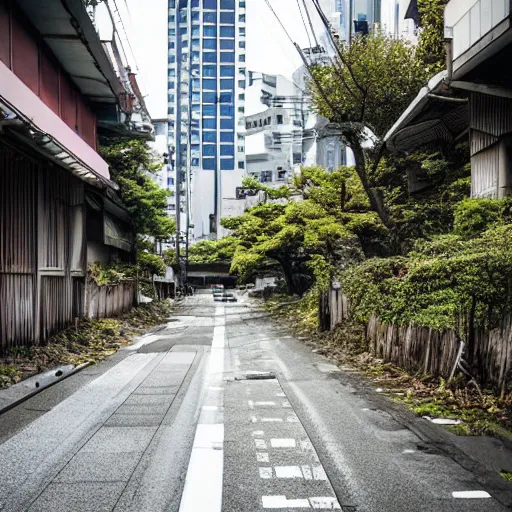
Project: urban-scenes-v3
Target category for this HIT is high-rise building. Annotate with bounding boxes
[167,0,247,242]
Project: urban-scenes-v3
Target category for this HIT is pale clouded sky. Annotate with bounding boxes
[124,0,324,118]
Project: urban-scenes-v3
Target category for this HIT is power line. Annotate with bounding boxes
[111,0,141,74]
[296,0,312,50]
[301,0,319,48]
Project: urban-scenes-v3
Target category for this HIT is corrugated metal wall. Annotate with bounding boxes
[470,92,512,198]
[0,142,86,352]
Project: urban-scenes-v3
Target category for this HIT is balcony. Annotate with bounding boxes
[445,0,511,78]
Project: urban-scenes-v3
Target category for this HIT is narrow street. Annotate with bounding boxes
[0,293,509,512]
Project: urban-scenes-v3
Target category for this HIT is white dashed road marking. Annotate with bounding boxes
[271,438,296,448]
[452,491,491,498]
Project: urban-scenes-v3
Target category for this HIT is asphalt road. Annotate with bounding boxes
[0,293,511,511]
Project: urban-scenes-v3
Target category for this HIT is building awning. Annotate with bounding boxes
[16,0,123,105]
[0,60,114,189]
[104,213,133,253]
[385,71,469,153]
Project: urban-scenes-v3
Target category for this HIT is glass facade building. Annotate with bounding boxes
[168,0,246,240]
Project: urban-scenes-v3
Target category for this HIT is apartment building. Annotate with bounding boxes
[167,0,247,241]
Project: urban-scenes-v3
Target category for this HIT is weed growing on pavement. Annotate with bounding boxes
[501,472,512,482]
[0,300,173,389]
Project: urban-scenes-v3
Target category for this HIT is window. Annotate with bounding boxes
[238,80,246,89]
[203,118,217,129]
[261,170,272,182]
[169,81,175,89]
[168,55,176,63]
[239,54,246,62]
[219,92,232,103]
[220,145,234,156]
[220,132,234,142]
[220,39,235,50]
[203,65,216,77]
[238,134,244,141]
[168,106,175,115]
[220,12,235,24]
[277,114,283,124]
[220,158,234,170]
[238,161,245,169]
[179,10,187,22]
[204,25,217,37]
[220,52,235,63]
[237,145,244,152]
[192,158,200,166]
[220,26,235,37]
[192,10,199,21]
[203,52,217,63]
[220,118,234,130]
[192,39,200,50]
[168,177,175,186]
[192,78,200,90]
[203,79,217,91]
[191,64,200,76]
[203,145,216,156]
[169,15,175,23]
[239,27,246,36]
[192,26,200,37]
[239,14,245,23]
[220,66,235,77]
[203,92,216,103]
[169,41,175,49]
[192,104,200,113]
[238,67,246,75]
[191,0,199,7]
[220,79,234,90]
[192,92,200,102]
[169,28,176,36]
[220,104,233,116]
[238,93,245,100]
[203,39,217,50]
[168,94,175,102]
[203,11,216,23]
[192,51,200,62]
[203,105,216,116]
[220,0,235,9]
[169,0,175,7]
[239,0,246,7]
[203,0,217,8]
[203,131,216,142]
[238,106,245,113]
[239,40,245,48]
[203,158,216,170]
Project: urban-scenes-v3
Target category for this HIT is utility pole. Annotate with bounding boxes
[174,9,182,285]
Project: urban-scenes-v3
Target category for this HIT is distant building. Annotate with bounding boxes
[244,72,302,189]
[167,0,247,241]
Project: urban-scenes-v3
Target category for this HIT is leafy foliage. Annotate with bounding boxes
[188,236,239,264]
[100,138,175,240]
[416,0,448,75]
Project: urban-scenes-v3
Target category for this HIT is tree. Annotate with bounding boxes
[309,34,428,228]
[223,167,385,294]
[100,138,176,240]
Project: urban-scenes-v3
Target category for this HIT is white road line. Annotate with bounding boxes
[255,401,277,406]
[259,467,273,479]
[179,306,225,512]
[270,438,296,448]
[312,465,328,481]
[275,466,303,478]
[452,491,491,498]
[261,418,283,422]
[262,496,310,508]
[252,430,265,436]
[255,439,268,449]
[309,497,341,509]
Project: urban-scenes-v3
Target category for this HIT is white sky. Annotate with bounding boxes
[124,0,324,119]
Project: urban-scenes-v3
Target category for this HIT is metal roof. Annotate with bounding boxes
[385,71,469,153]
[16,0,124,104]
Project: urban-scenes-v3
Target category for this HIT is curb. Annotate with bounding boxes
[0,362,93,417]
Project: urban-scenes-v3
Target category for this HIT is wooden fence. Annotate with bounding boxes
[321,287,512,393]
[86,281,135,319]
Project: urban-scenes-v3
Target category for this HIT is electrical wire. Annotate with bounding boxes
[301,0,319,48]
[111,0,141,74]
[296,0,312,50]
